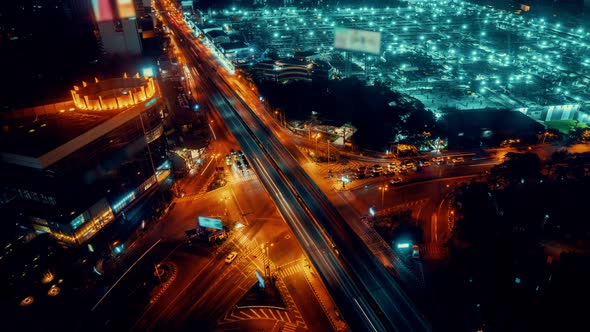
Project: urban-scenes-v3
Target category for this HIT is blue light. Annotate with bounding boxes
[157,160,171,170]
[194,104,200,111]
[144,97,158,108]
[142,66,155,77]
[70,214,84,230]
[397,243,411,249]
[113,244,125,255]
[112,191,136,214]
[369,207,375,216]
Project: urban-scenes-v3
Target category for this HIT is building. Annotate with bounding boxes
[217,41,252,62]
[0,75,170,247]
[252,59,334,83]
[205,29,231,45]
[92,0,144,55]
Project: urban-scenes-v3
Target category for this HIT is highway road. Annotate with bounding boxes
[158,2,432,331]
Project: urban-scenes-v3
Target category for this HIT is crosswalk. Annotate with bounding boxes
[276,261,304,279]
[176,192,205,202]
[316,160,370,176]
[228,168,257,183]
[220,307,305,329]
[217,277,307,329]
[216,234,308,330]
[278,322,299,332]
[376,198,429,216]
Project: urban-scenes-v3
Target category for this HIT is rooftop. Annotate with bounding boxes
[1,76,160,168]
[0,105,114,159]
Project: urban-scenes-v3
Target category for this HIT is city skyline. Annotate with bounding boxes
[1,1,589,331]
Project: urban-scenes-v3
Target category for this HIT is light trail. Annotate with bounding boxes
[92,239,161,312]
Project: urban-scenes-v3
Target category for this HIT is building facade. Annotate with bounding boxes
[0,75,170,247]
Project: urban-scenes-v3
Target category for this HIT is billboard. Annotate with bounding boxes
[92,0,136,21]
[116,0,136,19]
[334,28,382,55]
[198,216,224,230]
[92,0,115,22]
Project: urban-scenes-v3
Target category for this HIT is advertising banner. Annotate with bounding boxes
[198,216,224,230]
[334,28,382,55]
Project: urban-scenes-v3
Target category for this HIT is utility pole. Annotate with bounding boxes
[327,140,330,163]
[342,126,347,150]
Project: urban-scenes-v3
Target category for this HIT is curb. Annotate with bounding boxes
[302,266,348,332]
[149,262,177,304]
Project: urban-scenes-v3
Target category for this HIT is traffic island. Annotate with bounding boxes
[235,278,287,310]
[149,262,177,304]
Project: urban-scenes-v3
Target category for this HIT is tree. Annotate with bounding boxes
[451,182,499,244]
[489,152,542,186]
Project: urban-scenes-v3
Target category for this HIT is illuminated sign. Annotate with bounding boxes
[198,216,224,230]
[144,97,158,108]
[116,0,136,19]
[256,270,265,288]
[397,243,411,249]
[93,0,136,21]
[142,66,155,77]
[92,0,115,22]
[334,28,381,55]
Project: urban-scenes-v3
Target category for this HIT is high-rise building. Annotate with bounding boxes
[0,74,170,247]
[92,0,143,55]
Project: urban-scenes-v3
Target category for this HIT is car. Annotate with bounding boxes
[390,177,403,185]
[371,165,383,173]
[236,160,243,169]
[242,158,250,168]
[237,150,244,157]
[230,149,236,155]
[452,157,465,163]
[371,171,381,177]
[432,156,445,164]
[225,251,238,264]
[421,161,431,167]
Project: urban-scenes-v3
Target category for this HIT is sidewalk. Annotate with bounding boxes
[301,263,349,332]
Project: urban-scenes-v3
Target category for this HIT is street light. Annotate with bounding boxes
[260,242,274,280]
[304,124,311,139]
[378,184,388,210]
[314,133,322,156]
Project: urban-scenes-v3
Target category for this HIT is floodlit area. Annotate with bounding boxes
[189,0,590,120]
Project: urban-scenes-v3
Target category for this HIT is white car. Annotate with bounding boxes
[390,177,403,185]
[225,251,238,264]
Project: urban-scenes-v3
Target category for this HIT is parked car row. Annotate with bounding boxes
[349,155,466,181]
[226,149,250,169]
